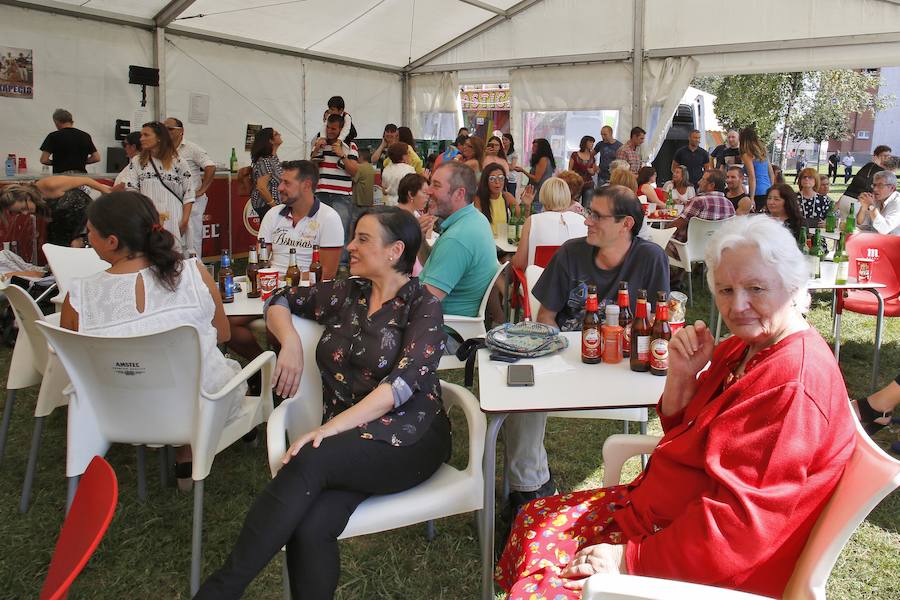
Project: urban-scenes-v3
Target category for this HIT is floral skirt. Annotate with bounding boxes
[495,485,630,600]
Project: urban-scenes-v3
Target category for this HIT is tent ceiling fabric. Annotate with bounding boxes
[11,0,900,71]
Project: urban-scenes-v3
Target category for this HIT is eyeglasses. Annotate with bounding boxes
[487,175,505,183]
[585,210,624,222]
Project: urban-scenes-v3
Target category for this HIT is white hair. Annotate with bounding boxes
[705,215,808,303]
[609,159,630,173]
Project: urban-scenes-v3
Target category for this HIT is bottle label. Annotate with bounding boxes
[224,275,234,298]
[622,326,631,354]
[582,327,601,359]
[650,338,669,370]
[309,272,317,286]
[636,335,650,361]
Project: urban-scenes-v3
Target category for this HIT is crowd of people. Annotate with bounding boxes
[2,99,899,600]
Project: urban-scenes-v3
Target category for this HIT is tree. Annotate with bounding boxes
[704,73,805,145]
[789,70,894,166]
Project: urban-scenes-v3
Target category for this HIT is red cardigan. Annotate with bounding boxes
[615,328,855,597]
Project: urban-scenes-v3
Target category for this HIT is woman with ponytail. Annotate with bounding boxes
[59,191,246,490]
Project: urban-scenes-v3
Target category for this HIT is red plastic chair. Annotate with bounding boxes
[834,233,900,388]
[511,245,560,320]
[39,456,118,600]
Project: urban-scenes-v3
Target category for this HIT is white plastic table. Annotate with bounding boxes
[809,278,885,389]
[222,276,265,317]
[476,331,666,599]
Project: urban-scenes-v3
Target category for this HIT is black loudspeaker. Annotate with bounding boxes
[114,119,130,142]
[107,147,128,173]
[129,65,159,87]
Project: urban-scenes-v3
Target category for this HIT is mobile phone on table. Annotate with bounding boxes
[507,364,534,387]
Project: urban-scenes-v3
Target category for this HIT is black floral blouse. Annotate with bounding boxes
[800,193,830,222]
[267,277,447,446]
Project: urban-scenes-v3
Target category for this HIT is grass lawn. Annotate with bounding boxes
[0,281,897,599]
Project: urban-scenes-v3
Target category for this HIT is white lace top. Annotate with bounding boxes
[68,258,245,416]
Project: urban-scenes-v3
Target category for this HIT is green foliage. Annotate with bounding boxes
[790,70,894,144]
[697,70,893,148]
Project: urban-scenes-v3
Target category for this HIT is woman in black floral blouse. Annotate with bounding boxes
[196,207,451,600]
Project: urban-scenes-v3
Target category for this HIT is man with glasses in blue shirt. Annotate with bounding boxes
[502,184,670,518]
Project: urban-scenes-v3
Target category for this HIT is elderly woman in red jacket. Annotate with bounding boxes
[496,215,856,599]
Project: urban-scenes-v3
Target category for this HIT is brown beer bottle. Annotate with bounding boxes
[629,289,651,372]
[617,281,633,358]
[649,291,671,376]
[309,244,323,285]
[257,238,269,269]
[246,245,261,298]
[581,285,602,364]
[285,248,302,288]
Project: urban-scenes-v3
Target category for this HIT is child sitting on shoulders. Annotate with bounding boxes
[319,95,357,144]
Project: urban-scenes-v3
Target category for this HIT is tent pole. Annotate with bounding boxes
[632,0,645,129]
[401,73,410,127]
[154,28,166,121]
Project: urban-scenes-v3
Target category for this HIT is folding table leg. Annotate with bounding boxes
[66,474,80,515]
[0,389,15,466]
[833,313,842,362]
[622,420,630,434]
[159,445,169,488]
[481,414,507,600]
[19,415,44,513]
[136,445,147,502]
[190,479,205,596]
[282,557,291,600]
[426,520,436,541]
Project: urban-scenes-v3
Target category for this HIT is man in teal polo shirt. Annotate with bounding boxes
[418,162,498,317]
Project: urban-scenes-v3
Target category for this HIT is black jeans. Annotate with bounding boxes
[195,413,451,600]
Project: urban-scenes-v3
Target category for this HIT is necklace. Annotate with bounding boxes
[723,346,751,390]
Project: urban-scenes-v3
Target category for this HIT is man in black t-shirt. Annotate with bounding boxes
[39,108,99,174]
[838,145,892,218]
[725,165,752,214]
[711,129,741,170]
[502,185,670,516]
[672,129,712,187]
[827,151,840,183]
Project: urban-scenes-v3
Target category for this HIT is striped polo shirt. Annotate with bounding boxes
[316,140,358,196]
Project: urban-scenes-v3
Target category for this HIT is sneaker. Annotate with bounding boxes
[506,476,559,519]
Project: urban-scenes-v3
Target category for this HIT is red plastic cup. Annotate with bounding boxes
[669,320,685,337]
[856,258,874,284]
[258,268,280,300]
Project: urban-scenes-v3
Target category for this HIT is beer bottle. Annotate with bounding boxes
[825,200,837,233]
[246,245,261,298]
[507,205,517,245]
[285,248,302,288]
[617,281,633,358]
[601,305,624,364]
[229,147,238,173]
[581,285,602,364]
[219,249,235,304]
[834,232,849,285]
[309,244,323,285]
[630,289,651,372]
[649,291,671,376]
[257,238,269,269]
[845,203,856,234]
[810,229,823,279]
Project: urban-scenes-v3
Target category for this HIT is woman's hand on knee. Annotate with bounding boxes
[273,340,304,398]
[282,424,337,464]
[560,543,624,590]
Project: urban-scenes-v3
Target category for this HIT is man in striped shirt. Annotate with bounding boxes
[312,113,359,261]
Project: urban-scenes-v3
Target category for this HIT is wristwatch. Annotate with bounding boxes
[868,204,877,213]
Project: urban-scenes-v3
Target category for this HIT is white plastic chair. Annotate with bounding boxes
[41,244,110,311]
[588,414,900,600]
[644,225,676,251]
[667,217,734,304]
[439,261,508,370]
[35,321,276,596]
[267,317,486,595]
[0,284,70,512]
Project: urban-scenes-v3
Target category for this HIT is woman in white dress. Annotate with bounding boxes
[380,142,416,206]
[60,191,244,490]
[117,121,195,252]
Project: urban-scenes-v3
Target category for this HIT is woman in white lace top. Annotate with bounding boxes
[60,191,244,489]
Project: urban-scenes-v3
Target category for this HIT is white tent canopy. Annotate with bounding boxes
[2,0,900,168]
